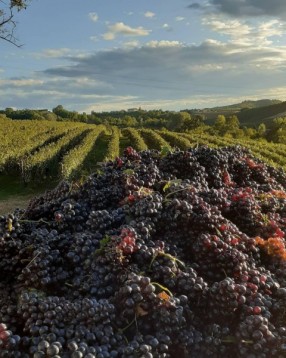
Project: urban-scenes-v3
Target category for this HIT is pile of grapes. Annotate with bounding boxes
[1,145,286,357]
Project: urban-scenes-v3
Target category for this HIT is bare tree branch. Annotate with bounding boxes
[0,0,28,46]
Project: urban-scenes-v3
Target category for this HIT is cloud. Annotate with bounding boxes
[203,17,251,38]
[102,22,151,40]
[188,3,203,10]
[88,12,99,22]
[123,40,140,48]
[189,0,286,18]
[144,11,155,18]
[84,91,286,112]
[0,78,44,87]
[203,16,285,46]
[175,16,185,21]
[4,35,286,112]
[0,76,121,111]
[42,40,286,96]
[145,40,183,48]
[35,48,72,58]
[90,36,98,42]
[162,23,172,31]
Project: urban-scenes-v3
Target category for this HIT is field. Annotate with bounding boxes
[1,119,285,180]
[0,118,286,213]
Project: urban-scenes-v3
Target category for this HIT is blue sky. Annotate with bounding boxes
[1,0,286,112]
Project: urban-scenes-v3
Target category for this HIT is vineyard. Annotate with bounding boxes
[0,118,285,184]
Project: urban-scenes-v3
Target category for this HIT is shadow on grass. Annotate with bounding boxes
[0,175,59,214]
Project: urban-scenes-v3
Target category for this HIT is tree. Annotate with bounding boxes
[182,114,204,131]
[167,111,192,131]
[267,117,286,142]
[257,123,266,137]
[52,105,71,119]
[214,115,226,134]
[1,1,29,46]
[243,126,257,138]
[121,115,137,127]
[214,115,226,128]
[226,115,240,131]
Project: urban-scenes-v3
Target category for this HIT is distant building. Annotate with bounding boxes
[127,108,138,112]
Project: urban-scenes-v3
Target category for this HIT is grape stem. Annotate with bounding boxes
[150,282,173,297]
[19,218,50,225]
[163,185,193,202]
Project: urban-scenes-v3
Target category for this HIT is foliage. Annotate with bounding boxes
[140,129,171,151]
[0,120,78,172]
[22,126,89,182]
[60,125,106,179]
[3,108,57,121]
[166,111,203,131]
[0,0,29,46]
[267,117,286,143]
[122,128,148,151]
[157,129,191,150]
[103,126,121,161]
[0,120,285,184]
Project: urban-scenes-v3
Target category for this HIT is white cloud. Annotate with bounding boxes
[189,64,224,73]
[203,16,285,47]
[88,12,99,22]
[123,40,140,48]
[102,32,116,41]
[90,36,98,42]
[145,40,183,48]
[203,17,251,38]
[0,79,44,87]
[144,11,155,18]
[175,16,185,21]
[102,22,151,40]
[41,39,286,107]
[5,29,286,112]
[256,86,286,99]
[35,48,72,58]
[255,20,284,43]
[162,23,172,31]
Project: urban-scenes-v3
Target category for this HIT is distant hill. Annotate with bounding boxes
[191,99,284,126]
[209,99,282,111]
[237,101,286,126]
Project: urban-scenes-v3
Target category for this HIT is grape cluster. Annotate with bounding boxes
[0,145,286,357]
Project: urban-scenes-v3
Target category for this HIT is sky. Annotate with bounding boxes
[1,0,286,112]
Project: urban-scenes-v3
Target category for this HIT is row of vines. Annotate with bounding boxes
[0,118,285,182]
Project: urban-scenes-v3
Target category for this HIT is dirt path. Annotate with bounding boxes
[0,174,59,215]
[0,195,34,215]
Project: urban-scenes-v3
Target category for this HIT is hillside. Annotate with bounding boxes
[237,101,286,126]
[209,99,282,111]
[192,99,282,124]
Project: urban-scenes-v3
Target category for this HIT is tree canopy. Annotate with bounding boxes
[0,0,28,46]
